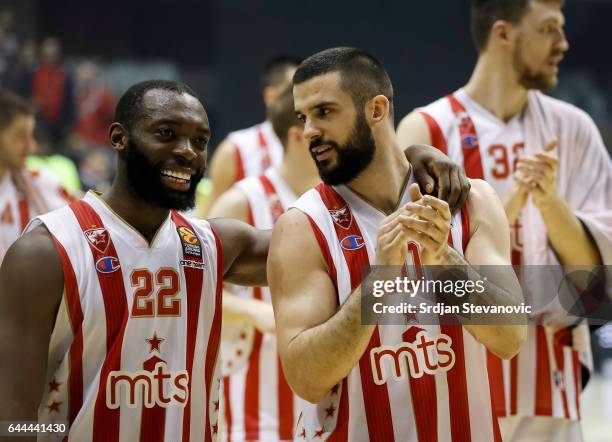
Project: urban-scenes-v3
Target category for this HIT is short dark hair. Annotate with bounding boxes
[114,80,199,131]
[293,47,394,119]
[471,0,564,53]
[267,84,303,148]
[260,55,302,90]
[0,90,33,132]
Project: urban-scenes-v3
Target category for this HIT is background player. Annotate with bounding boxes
[269,47,527,441]
[0,80,271,441]
[199,55,301,217]
[0,90,73,263]
[397,1,612,440]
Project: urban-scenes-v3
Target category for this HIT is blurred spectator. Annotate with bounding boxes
[28,37,75,148]
[5,39,37,94]
[70,61,115,149]
[0,9,19,87]
[78,149,113,193]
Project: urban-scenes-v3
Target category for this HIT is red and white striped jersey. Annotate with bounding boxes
[0,167,72,262]
[222,169,300,441]
[291,178,502,442]
[417,89,590,421]
[28,191,223,442]
[227,121,284,181]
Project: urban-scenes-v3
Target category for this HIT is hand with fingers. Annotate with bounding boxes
[404,144,471,214]
[514,139,560,210]
[374,206,414,267]
[398,183,452,266]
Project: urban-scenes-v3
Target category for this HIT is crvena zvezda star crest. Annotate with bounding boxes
[328,206,352,230]
[84,227,110,253]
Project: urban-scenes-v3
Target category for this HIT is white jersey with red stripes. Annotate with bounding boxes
[291,177,502,442]
[0,167,72,262]
[222,168,300,441]
[227,120,284,181]
[27,191,223,442]
[417,89,589,424]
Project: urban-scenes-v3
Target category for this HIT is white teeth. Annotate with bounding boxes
[161,169,191,181]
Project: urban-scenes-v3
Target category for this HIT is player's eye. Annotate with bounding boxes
[296,114,306,123]
[194,137,209,149]
[157,128,175,138]
[318,108,330,117]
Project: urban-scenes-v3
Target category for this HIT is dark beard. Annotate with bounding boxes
[513,40,559,91]
[124,139,203,211]
[311,112,376,186]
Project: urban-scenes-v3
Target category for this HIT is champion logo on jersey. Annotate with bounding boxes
[84,227,110,253]
[177,226,202,258]
[95,256,121,273]
[340,235,365,251]
[329,206,352,230]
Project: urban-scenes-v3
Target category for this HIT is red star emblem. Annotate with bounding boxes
[239,332,247,340]
[213,400,219,411]
[314,427,325,438]
[146,332,165,353]
[330,384,340,395]
[325,404,336,418]
[299,428,306,438]
[212,423,218,434]
[236,349,243,356]
[47,400,61,414]
[48,379,62,392]
[404,311,418,323]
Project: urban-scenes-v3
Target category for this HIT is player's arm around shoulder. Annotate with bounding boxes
[396,111,432,148]
[463,179,527,359]
[197,138,239,218]
[0,226,64,420]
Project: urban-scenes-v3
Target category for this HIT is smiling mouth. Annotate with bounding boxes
[161,169,192,185]
[311,145,334,161]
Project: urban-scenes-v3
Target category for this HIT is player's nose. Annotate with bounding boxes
[174,137,197,161]
[303,119,323,142]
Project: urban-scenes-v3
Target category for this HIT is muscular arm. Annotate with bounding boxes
[209,217,270,287]
[209,187,275,332]
[268,209,376,403]
[197,138,239,218]
[0,226,64,427]
[443,180,527,358]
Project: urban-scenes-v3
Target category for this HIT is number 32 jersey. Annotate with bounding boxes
[27,191,223,442]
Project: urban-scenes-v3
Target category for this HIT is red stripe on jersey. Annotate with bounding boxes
[315,184,395,442]
[402,326,438,442]
[69,200,128,442]
[447,94,485,180]
[534,325,553,416]
[277,354,294,440]
[244,287,264,441]
[304,213,339,294]
[171,212,206,442]
[51,236,84,426]
[328,378,349,442]
[234,143,246,181]
[18,195,29,231]
[553,328,571,419]
[420,111,448,155]
[460,206,470,252]
[572,350,581,420]
[259,175,284,223]
[223,377,233,441]
[206,227,224,442]
[510,355,518,415]
[140,356,166,442]
[487,351,506,417]
[440,325,471,442]
[257,127,272,170]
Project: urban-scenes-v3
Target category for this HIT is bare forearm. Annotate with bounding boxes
[222,290,270,325]
[284,287,375,403]
[539,197,602,266]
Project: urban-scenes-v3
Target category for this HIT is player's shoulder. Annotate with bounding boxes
[3,224,61,274]
[531,91,595,127]
[397,93,456,141]
[465,178,505,232]
[415,93,455,118]
[226,120,265,144]
[207,183,250,220]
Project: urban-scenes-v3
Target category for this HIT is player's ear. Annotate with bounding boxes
[366,95,390,126]
[109,123,128,152]
[489,19,514,50]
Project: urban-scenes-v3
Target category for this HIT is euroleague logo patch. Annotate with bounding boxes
[177,226,202,258]
[96,256,121,273]
[340,234,365,251]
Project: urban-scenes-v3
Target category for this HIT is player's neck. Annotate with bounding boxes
[464,54,529,122]
[102,176,171,243]
[346,139,410,215]
[277,146,320,197]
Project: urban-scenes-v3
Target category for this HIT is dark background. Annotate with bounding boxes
[9,0,609,146]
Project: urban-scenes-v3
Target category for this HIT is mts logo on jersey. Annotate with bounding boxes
[106,361,189,409]
[370,330,455,385]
